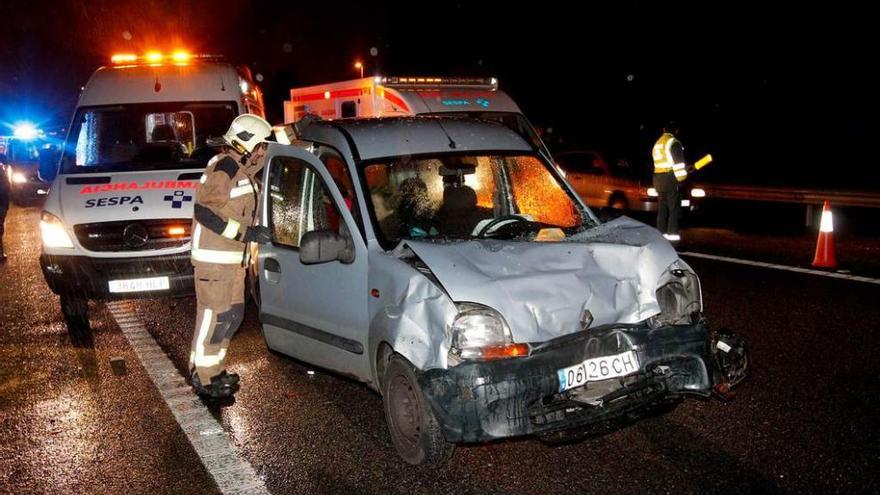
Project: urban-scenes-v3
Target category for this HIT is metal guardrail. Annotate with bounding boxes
[691,183,880,209]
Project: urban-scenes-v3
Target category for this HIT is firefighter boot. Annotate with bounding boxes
[191,369,237,399]
[217,370,240,386]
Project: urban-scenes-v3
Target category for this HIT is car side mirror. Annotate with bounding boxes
[299,229,355,265]
[38,147,60,183]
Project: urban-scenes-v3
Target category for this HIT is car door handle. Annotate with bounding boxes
[264,257,281,273]
[263,257,282,284]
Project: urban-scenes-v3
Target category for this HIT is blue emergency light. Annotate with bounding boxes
[12,122,40,140]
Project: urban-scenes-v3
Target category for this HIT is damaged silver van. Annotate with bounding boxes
[253,116,747,465]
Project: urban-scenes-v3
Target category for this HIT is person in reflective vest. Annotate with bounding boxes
[652,122,688,242]
[189,114,273,398]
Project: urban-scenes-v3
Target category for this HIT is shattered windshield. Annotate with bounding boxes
[60,101,238,174]
[364,153,590,246]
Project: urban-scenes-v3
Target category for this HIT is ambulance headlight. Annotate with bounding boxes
[40,211,75,249]
[647,187,659,197]
[11,171,28,184]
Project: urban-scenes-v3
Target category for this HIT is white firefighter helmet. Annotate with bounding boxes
[218,114,271,154]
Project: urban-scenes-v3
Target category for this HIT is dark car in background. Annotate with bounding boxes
[0,137,55,205]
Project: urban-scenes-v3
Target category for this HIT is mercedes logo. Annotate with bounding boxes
[122,223,149,248]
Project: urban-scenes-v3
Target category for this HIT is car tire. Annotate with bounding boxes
[608,193,629,211]
[382,354,455,466]
[60,295,90,335]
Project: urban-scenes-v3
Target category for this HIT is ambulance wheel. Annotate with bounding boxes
[60,296,90,333]
[383,355,455,466]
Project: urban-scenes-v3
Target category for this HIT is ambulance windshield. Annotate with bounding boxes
[61,101,238,174]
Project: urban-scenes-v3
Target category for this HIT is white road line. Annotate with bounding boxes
[106,301,269,495]
[679,251,880,286]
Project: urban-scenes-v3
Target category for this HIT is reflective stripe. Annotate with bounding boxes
[229,185,253,198]
[672,162,686,171]
[674,169,688,180]
[221,219,241,239]
[194,308,213,367]
[192,247,245,264]
[199,174,207,184]
[653,134,678,172]
[237,178,250,186]
[194,348,226,368]
[193,221,243,264]
[820,209,834,233]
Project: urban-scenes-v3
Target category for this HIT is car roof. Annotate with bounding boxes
[301,116,533,161]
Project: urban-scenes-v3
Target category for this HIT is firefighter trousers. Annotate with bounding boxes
[653,172,681,235]
[189,264,246,384]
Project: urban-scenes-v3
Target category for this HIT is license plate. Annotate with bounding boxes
[557,350,639,392]
[108,276,170,294]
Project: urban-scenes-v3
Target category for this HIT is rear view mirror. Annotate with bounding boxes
[300,230,355,265]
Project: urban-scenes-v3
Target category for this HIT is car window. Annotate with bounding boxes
[267,156,345,249]
[364,153,587,246]
[319,148,362,236]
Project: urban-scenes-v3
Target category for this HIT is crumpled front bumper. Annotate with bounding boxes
[418,322,724,443]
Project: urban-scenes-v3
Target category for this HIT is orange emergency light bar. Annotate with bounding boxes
[695,154,713,170]
[110,51,224,66]
[110,53,138,64]
[144,51,164,63]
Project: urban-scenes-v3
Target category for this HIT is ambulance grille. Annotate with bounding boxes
[74,219,191,252]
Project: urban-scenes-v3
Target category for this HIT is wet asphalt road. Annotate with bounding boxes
[2,204,879,494]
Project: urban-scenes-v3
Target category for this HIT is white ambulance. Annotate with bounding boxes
[39,51,264,329]
[283,76,550,156]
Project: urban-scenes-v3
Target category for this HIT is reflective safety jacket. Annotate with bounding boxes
[652,133,688,182]
[191,149,263,267]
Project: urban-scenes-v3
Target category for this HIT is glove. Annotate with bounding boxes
[243,225,273,244]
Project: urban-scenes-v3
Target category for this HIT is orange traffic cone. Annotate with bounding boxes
[812,201,837,268]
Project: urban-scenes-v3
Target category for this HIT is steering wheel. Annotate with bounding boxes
[475,215,532,238]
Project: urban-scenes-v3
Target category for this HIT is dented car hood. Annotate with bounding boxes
[403,217,680,343]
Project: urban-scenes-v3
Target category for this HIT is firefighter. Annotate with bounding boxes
[189,114,273,398]
[652,122,688,242]
[0,158,9,262]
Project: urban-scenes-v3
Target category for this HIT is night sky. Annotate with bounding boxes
[1,0,874,189]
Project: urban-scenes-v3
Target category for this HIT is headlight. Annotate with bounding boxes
[646,187,659,197]
[690,188,706,198]
[648,260,702,328]
[11,171,28,184]
[40,211,75,249]
[449,303,530,361]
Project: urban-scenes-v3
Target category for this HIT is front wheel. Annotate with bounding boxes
[382,355,455,465]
